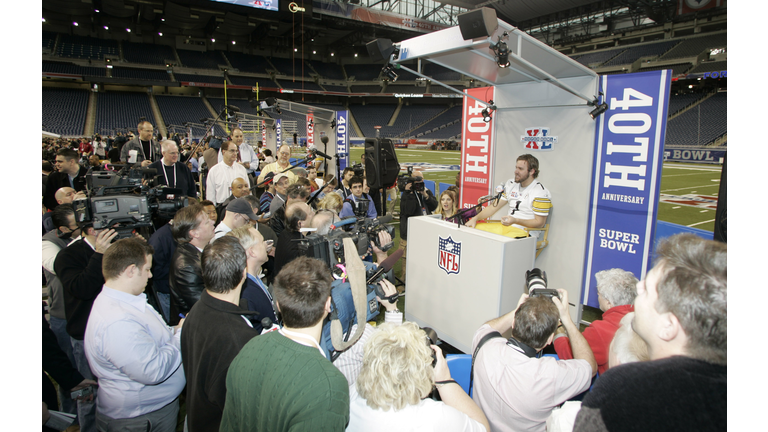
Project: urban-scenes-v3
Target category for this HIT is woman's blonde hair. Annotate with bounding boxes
[438,190,458,219]
[356,322,434,411]
[317,192,343,214]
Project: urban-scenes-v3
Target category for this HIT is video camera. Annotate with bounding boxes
[72,166,188,239]
[299,215,395,275]
[351,163,365,179]
[397,166,424,192]
[525,268,561,300]
[299,216,398,360]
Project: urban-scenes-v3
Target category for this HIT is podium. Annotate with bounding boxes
[404,216,536,353]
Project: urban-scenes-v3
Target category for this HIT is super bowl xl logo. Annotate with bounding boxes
[520,127,557,151]
[438,237,461,275]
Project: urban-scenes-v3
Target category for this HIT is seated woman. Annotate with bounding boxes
[438,190,476,224]
[348,322,489,432]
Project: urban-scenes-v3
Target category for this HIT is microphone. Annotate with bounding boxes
[367,248,404,285]
[225,105,240,112]
[493,184,504,205]
[321,135,329,145]
[260,317,280,335]
[376,214,393,224]
[308,147,333,159]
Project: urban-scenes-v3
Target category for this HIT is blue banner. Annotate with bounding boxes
[664,148,725,164]
[276,119,282,148]
[336,110,350,173]
[582,70,672,308]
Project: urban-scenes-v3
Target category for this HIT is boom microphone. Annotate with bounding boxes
[376,214,394,225]
[367,248,404,285]
[309,147,333,159]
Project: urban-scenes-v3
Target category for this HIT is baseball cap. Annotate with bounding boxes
[226,198,258,220]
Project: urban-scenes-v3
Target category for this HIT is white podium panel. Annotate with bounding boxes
[404,216,536,353]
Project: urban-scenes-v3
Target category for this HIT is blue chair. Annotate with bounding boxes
[445,354,473,396]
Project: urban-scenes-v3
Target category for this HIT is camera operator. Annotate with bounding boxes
[339,176,377,220]
[348,322,489,432]
[397,170,437,282]
[471,290,596,432]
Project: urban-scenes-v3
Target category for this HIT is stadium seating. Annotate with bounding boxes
[42,88,89,136]
[350,84,383,93]
[225,52,271,74]
[267,57,312,78]
[572,47,626,67]
[385,104,449,137]
[638,63,692,76]
[602,40,680,67]
[667,93,707,116]
[306,60,346,80]
[386,84,426,94]
[344,64,382,81]
[664,92,727,146]
[660,33,727,60]
[111,68,172,82]
[93,91,155,136]
[408,105,462,138]
[422,63,462,81]
[349,104,397,137]
[277,80,325,91]
[174,73,227,85]
[688,61,727,74]
[43,61,106,77]
[56,34,119,60]
[43,31,57,51]
[122,42,176,66]
[322,84,350,93]
[155,95,226,137]
[177,49,227,70]
[227,75,278,88]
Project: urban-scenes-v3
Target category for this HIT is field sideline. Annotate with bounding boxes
[342,148,721,232]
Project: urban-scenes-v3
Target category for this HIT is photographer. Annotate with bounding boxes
[471,290,596,432]
[397,170,437,282]
[339,176,377,220]
[348,322,489,432]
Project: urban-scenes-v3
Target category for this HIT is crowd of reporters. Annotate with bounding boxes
[41,128,725,432]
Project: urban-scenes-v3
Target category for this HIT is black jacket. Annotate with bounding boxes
[399,189,438,241]
[181,291,258,432]
[43,165,88,210]
[54,238,105,340]
[169,242,204,325]
[148,160,198,198]
[43,305,84,432]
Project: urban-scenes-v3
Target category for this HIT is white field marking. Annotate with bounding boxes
[672,206,681,209]
[663,172,720,178]
[700,210,709,213]
[688,219,715,227]
[711,179,720,182]
[662,163,721,171]
[661,184,720,193]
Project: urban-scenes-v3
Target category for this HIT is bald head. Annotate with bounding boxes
[285,202,313,232]
[310,211,340,235]
[231,177,250,198]
[55,187,78,205]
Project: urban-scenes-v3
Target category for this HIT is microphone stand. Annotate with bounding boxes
[446,194,500,228]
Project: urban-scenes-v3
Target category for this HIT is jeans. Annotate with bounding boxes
[156,291,171,323]
[71,337,97,432]
[49,316,77,415]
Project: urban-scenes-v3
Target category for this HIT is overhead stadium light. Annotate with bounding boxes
[489,33,510,68]
[481,100,495,122]
[589,102,608,120]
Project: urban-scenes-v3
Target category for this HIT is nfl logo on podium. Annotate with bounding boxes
[438,237,461,275]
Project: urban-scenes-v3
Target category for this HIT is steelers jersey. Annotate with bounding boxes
[502,179,552,236]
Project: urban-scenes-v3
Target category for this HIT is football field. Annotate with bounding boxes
[348,148,722,232]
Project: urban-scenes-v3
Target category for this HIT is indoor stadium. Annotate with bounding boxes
[36,0,736,430]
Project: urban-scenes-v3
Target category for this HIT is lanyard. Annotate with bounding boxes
[279,328,325,357]
[247,273,272,302]
[162,163,177,188]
